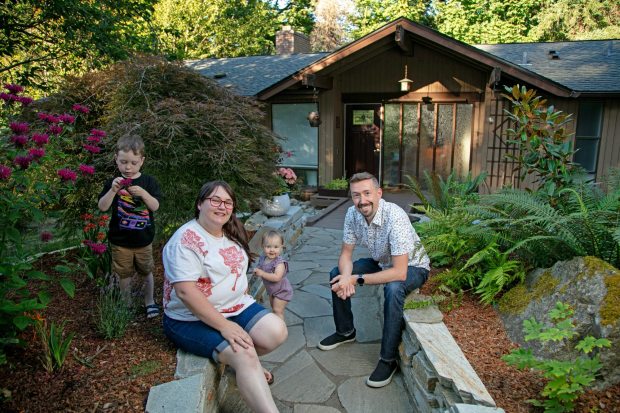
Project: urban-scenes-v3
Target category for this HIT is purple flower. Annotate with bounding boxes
[40,231,53,242]
[4,84,24,94]
[10,135,29,147]
[14,155,33,170]
[90,129,107,138]
[83,144,101,154]
[47,125,63,135]
[0,93,17,103]
[58,113,75,124]
[32,133,49,146]
[85,240,107,255]
[72,104,90,114]
[28,148,45,160]
[9,122,29,134]
[57,168,77,182]
[17,96,33,106]
[79,164,95,175]
[0,165,12,180]
[37,112,60,124]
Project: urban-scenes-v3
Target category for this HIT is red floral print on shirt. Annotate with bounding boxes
[163,277,173,308]
[221,303,244,313]
[196,276,213,298]
[181,229,208,256]
[219,246,244,291]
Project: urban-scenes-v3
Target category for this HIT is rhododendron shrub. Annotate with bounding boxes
[0,84,106,365]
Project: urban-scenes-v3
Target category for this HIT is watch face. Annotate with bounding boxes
[357,275,364,286]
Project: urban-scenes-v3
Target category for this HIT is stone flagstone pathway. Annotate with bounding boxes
[259,226,414,412]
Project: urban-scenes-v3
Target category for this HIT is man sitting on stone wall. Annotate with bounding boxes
[318,172,430,387]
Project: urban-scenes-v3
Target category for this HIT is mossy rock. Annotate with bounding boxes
[498,256,620,389]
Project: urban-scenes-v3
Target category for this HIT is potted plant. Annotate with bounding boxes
[261,168,299,217]
[318,177,349,197]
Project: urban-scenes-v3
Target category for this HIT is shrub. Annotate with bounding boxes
[47,56,283,237]
[96,288,135,339]
[502,301,611,412]
[324,177,348,190]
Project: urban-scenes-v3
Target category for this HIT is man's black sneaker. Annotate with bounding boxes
[366,360,398,388]
[317,330,356,350]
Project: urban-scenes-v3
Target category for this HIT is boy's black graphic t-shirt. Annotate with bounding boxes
[99,174,162,248]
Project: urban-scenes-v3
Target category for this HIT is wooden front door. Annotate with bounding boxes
[345,104,381,179]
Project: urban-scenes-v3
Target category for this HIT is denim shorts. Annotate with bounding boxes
[162,302,269,362]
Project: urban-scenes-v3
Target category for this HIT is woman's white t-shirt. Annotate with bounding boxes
[162,219,255,321]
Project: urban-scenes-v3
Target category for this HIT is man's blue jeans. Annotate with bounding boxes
[329,258,429,362]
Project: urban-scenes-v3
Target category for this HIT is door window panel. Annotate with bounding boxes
[454,104,473,178]
[383,104,401,186]
[435,105,454,178]
[402,104,419,182]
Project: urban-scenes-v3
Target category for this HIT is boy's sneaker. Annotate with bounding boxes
[146,304,160,319]
[366,360,398,388]
[318,330,356,350]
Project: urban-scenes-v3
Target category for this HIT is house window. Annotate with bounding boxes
[574,102,603,178]
[272,103,319,186]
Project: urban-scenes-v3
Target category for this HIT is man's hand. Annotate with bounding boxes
[330,274,356,300]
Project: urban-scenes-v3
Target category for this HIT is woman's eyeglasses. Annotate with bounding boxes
[205,197,234,210]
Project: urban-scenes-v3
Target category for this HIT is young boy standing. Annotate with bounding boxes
[98,135,162,318]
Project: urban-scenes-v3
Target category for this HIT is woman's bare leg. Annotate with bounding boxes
[249,313,288,356]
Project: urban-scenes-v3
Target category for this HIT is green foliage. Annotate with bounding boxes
[350,0,433,38]
[78,212,112,283]
[33,316,75,372]
[503,85,576,203]
[502,302,611,412]
[324,177,349,190]
[405,170,487,213]
[96,288,135,340]
[47,56,283,236]
[0,0,157,93]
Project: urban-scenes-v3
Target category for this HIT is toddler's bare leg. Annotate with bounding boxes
[271,297,287,320]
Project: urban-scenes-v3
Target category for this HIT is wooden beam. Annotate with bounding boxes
[302,74,333,90]
[395,24,414,56]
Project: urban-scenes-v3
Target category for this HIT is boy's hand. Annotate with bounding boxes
[111,177,123,193]
[127,185,147,198]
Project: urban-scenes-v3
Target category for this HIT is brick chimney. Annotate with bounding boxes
[275,26,311,55]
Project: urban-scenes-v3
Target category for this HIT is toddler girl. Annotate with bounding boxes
[253,230,293,320]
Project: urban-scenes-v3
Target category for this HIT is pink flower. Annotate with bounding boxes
[17,96,33,106]
[28,148,45,160]
[0,165,12,180]
[37,112,60,124]
[72,104,90,114]
[40,231,53,242]
[10,135,28,147]
[87,135,102,144]
[47,125,63,135]
[278,167,297,185]
[58,113,75,124]
[32,133,49,146]
[79,164,95,175]
[14,155,32,170]
[4,84,24,94]
[119,178,133,187]
[83,144,101,154]
[86,241,107,255]
[90,129,107,138]
[57,168,77,182]
[9,122,29,134]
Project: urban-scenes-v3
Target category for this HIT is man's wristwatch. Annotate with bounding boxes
[356,274,365,286]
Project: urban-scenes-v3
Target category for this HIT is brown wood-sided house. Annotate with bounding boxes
[186,18,620,191]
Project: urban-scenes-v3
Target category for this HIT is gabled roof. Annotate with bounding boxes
[186,53,327,96]
[186,18,619,99]
[476,40,620,94]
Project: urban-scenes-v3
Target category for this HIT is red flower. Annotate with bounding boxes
[81,213,94,221]
[87,135,102,144]
[79,164,95,175]
[0,165,12,180]
[72,104,90,114]
[40,231,53,242]
[28,148,45,160]
[90,129,107,138]
[96,232,106,241]
[57,168,77,182]
[83,144,101,154]
[4,84,24,94]
[9,122,29,134]
[37,112,60,124]
[47,125,63,135]
[10,135,28,147]
[32,133,49,146]
[14,155,32,170]
[119,178,133,187]
[88,242,107,255]
[17,96,33,106]
[58,113,75,124]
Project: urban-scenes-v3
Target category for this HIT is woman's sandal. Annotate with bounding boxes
[146,304,160,319]
[264,369,274,385]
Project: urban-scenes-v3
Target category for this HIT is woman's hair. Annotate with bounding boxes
[194,181,254,263]
[262,230,284,247]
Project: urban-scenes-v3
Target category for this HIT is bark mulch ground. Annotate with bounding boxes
[2,255,619,412]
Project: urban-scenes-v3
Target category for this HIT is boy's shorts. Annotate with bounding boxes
[111,244,154,279]
[162,302,269,362]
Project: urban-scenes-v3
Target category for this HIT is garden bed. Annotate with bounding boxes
[2,253,619,412]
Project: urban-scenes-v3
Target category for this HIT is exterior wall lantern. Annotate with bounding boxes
[398,65,413,92]
[307,87,321,127]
